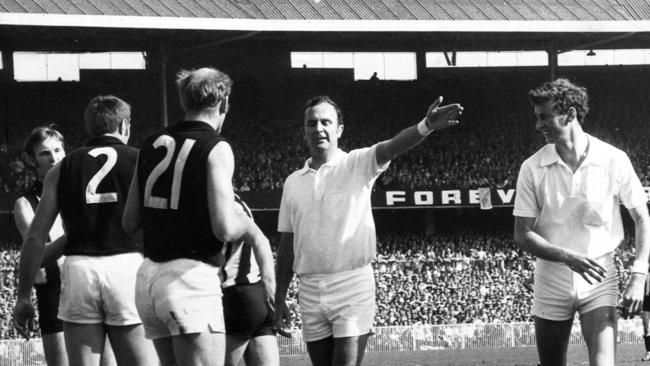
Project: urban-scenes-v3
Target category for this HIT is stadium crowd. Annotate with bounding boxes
[0,232,638,338]
[3,104,648,194]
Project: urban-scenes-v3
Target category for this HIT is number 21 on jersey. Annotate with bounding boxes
[144,135,195,210]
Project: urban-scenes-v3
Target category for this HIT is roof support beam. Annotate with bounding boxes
[547,47,558,81]
[558,32,637,54]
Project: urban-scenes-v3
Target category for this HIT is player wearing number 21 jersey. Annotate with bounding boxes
[13,95,157,366]
[123,67,275,366]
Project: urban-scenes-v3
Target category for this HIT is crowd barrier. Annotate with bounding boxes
[277,319,645,355]
[0,319,644,364]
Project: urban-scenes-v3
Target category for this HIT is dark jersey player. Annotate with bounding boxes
[14,126,68,366]
[13,96,157,366]
[222,194,279,366]
[123,67,275,366]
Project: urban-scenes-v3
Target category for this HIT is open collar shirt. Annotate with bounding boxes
[278,145,389,275]
[513,134,648,257]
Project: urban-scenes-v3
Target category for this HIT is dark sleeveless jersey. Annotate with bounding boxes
[137,121,225,262]
[58,135,139,256]
[22,181,63,334]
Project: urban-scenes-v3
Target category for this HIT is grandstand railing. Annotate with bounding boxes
[1,319,644,363]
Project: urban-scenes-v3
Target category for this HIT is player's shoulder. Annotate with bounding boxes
[588,134,626,159]
[521,144,553,169]
[284,165,309,186]
[13,195,30,213]
[114,143,138,157]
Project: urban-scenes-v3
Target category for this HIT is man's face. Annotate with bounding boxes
[303,102,343,154]
[33,138,65,177]
[533,103,570,144]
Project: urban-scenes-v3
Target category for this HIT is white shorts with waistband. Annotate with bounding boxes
[298,264,375,342]
[533,252,618,321]
[135,258,224,340]
[58,253,144,326]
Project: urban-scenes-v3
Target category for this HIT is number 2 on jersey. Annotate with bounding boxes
[144,135,195,209]
[86,147,118,204]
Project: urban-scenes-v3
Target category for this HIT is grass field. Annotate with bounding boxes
[280,343,650,365]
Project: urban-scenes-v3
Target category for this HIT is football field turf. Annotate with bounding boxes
[280,343,649,365]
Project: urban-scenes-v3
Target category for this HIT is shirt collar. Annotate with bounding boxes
[299,149,346,175]
[539,134,606,168]
[86,135,125,147]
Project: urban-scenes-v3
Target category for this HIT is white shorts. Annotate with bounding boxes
[533,252,618,321]
[58,253,143,326]
[298,265,375,342]
[135,258,224,340]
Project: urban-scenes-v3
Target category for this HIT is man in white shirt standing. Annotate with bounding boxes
[275,95,463,366]
[513,78,650,366]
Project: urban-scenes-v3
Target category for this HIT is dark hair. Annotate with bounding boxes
[301,96,344,125]
[176,67,233,113]
[528,78,589,124]
[83,95,131,136]
[24,125,64,158]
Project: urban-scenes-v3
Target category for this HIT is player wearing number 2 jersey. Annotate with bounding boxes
[123,67,275,366]
[13,96,157,366]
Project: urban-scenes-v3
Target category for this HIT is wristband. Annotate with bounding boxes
[631,260,649,275]
[417,118,433,136]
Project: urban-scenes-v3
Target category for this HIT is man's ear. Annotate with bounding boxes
[121,119,131,137]
[337,124,344,138]
[565,107,577,125]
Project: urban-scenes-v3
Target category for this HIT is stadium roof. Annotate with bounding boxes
[0,0,650,32]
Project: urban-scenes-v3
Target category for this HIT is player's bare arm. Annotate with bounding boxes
[620,204,650,315]
[123,160,143,234]
[13,163,62,338]
[274,232,294,329]
[207,141,252,242]
[375,96,463,166]
[241,219,276,301]
[514,216,606,284]
[14,198,35,239]
[15,198,67,265]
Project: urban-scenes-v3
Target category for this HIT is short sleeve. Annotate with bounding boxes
[351,144,390,181]
[277,177,294,233]
[513,161,538,218]
[617,152,648,209]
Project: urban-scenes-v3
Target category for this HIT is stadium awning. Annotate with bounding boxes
[1,0,650,32]
[2,14,650,32]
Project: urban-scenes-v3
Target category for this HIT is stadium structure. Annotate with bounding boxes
[1,0,650,364]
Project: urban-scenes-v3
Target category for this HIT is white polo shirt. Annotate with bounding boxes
[278,145,389,275]
[513,134,647,257]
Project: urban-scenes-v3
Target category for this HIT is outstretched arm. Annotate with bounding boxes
[621,205,650,316]
[375,96,463,166]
